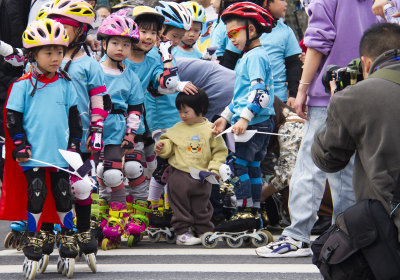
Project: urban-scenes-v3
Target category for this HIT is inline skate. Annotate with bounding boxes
[4,221,27,249]
[126,198,151,247]
[21,232,43,280]
[147,207,176,243]
[56,229,78,278]
[101,202,128,250]
[37,230,56,274]
[75,229,97,273]
[201,208,273,248]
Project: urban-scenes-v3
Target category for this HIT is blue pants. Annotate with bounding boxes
[233,118,274,206]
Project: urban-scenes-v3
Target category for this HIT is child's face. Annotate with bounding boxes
[226,20,248,52]
[181,22,202,47]
[136,27,157,52]
[103,36,131,61]
[178,105,202,125]
[63,24,82,45]
[97,7,110,20]
[34,45,64,74]
[164,27,187,48]
[268,0,287,19]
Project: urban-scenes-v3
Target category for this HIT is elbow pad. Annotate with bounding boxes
[240,80,270,121]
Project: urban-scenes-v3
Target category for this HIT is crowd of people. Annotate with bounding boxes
[0,0,400,279]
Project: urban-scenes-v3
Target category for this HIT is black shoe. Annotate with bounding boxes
[311,215,332,235]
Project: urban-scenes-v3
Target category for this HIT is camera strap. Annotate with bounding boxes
[368,68,400,85]
[368,68,400,216]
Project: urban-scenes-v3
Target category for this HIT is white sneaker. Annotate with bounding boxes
[176,232,201,245]
[255,236,312,258]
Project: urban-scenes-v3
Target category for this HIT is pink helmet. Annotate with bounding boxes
[22,18,69,49]
[48,0,96,26]
[97,14,140,43]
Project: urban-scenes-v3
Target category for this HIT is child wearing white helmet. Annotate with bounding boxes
[3,18,82,279]
[172,1,206,59]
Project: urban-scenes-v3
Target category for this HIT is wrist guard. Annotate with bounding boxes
[12,134,31,160]
[158,40,174,63]
[88,120,104,151]
[159,67,179,89]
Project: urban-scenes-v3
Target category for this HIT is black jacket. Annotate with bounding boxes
[0,0,30,100]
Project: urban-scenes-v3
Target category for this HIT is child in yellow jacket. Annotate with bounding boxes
[155,88,228,245]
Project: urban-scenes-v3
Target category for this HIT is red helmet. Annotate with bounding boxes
[221,2,276,33]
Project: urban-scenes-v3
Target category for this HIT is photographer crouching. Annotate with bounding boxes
[312,23,400,279]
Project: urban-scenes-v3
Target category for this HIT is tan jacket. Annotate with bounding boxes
[157,119,228,175]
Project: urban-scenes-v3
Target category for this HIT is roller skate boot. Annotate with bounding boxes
[101,202,128,250]
[21,232,43,280]
[75,230,97,273]
[4,220,27,249]
[147,208,175,243]
[57,230,78,278]
[201,208,273,249]
[37,230,56,274]
[126,200,151,247]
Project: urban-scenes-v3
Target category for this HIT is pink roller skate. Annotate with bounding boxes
[126,199,151,247]
[100,202,128,250]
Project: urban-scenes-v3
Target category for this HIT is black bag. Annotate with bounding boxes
[312,199,400,280]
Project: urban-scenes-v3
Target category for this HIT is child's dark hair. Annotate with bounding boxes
[175,87,209,116]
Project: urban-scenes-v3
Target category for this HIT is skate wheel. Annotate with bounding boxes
[63,258,75,278]
[243,237,252,246]
[225,235,243,248]
[148,232,161,243]
[101,238,109,251]
[57,257,64,274]
[85,253,97,273]
[133,235,141,244]
[165,231,176,244]
[37,254,49,274]
[12,236,20,249]
[4,231,15,249]
[24,260,38,280]
[201,232,218,249]
[127,235,135,247]
[251,231,269,247]
[261,230,274,243]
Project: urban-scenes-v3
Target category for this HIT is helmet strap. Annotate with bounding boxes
[244,20,261,53]
[180,41,194,49]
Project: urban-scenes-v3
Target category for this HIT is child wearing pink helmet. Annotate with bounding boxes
[96,14,145,251]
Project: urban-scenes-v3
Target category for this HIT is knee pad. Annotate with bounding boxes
[96,162,104,180]
[52,177,72,212]
[248,161,261,178]
[124,161,145,187]
[70,175,94,201]
[103,168,124,188]
[153,157,170,184]
[27,177,47,213]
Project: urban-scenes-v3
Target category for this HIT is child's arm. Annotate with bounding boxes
[232,79,270,135]
[156,40,197,96]
[208,134,229,175]
[155,138,174,159]
[6,109,31,162]
[68,105,83,153]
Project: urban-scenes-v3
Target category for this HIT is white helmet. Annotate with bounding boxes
[156,1,193,31]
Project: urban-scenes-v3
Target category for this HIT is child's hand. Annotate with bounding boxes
[121,134,135,155]
[231,118,249,135]
[180,82,198,95]
[155,142,164,156]
[212,117,227,135]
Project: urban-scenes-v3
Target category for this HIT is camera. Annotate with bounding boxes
[322,58,363,94]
